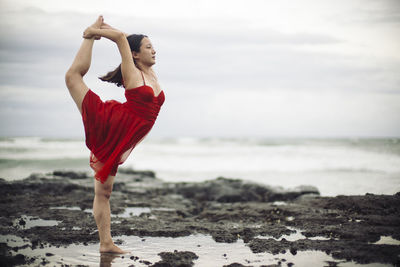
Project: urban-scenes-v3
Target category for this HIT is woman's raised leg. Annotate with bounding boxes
[93,175,127,254]
[65,16,103,114]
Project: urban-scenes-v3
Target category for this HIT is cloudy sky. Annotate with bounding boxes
[0,0,399,138]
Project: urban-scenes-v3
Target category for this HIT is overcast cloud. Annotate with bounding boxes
[0,0,399,138]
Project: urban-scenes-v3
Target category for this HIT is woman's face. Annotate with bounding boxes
[135,37,156,66]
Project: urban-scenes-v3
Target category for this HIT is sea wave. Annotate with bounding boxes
[0,136,399,195]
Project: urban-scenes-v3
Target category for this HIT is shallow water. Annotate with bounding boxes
[12,215,60,230]
[373,236,400,246]
[256,226,334,242]
[2,234,395,267]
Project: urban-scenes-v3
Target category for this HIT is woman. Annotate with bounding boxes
[65,16,165,253]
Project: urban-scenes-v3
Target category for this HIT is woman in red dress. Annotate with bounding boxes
[65,15,164,253]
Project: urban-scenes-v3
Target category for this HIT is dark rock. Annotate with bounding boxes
[151,251,198,267]
[223,263,252,267]
[41,257,50,264]
[171,177,319,203]
[314,194,400,216]
[112,182,126,192]
[118,167,156,178]
[324,261,339,267]
[53,170,88,179]
[18,218,26,226]
[212,231,238,243]
[114,239,124,245]
[130,255,139,261]
[0,251,35,266]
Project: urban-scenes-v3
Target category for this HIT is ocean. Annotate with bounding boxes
[0,136,399,196]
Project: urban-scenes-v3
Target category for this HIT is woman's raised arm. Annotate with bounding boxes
[83,21,141,89]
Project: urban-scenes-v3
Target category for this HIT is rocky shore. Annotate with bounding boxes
[0,169,399,266]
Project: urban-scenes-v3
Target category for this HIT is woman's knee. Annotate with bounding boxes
[95,183,113,200]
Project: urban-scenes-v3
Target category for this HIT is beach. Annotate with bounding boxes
[1,168,399,266]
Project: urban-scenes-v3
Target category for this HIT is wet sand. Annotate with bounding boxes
[0,169,399,266]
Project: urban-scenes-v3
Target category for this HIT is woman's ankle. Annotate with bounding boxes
[100,239,114,247]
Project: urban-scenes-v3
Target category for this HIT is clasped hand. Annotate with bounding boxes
[82,16,117,40]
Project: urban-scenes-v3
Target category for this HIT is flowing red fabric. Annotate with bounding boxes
[81,84,164,183]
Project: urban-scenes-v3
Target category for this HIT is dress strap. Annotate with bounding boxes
[140,71,146,86]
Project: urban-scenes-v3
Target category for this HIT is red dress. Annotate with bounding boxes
[81,72,165,183]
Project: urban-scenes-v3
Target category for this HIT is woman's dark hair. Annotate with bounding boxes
[99,34,147,87]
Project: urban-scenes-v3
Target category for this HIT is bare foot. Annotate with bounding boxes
[100,242,128,254]
[100,22,113,30]
[91,15,103,29]
[83,15,103,40]
[92,15,103,40]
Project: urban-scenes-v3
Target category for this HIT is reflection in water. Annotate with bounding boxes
[100,253,120,267]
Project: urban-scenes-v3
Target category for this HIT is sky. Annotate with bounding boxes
[0,0,399,138]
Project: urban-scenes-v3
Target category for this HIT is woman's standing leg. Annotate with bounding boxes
[93,175,126,253]
[65,16,103,114]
